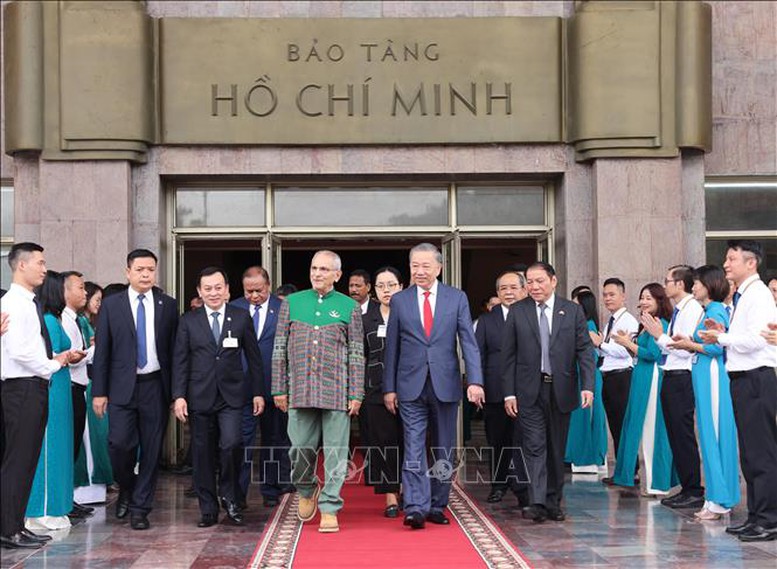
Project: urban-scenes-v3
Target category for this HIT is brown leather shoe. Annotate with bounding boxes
[318,512,339,533]
[297,486,320,522]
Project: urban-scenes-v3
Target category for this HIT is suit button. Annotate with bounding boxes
[315,311,321,316]
[314,325,319,330]
[216,356,220,360]
[313,340,318,345]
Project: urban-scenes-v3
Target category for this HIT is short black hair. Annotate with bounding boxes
[103,283,128,298]
[126,249,158,267]
[526,261,556,278]
[61,270,84,282]
[668,265,695,294]
[8,242,44,271]
[570,285,592,300]
[275,283,298,297]
[694,265,730,303]
[197,266,229,288]
[726,240,763,266]
[603,278,625,292]
[576,290,600,330]
[374,266,402,285]
[36,270,66,318]
[85,281,103,304]
[349,269,371,285]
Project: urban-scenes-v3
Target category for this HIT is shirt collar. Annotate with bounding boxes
[536,293,555,311]
[738,273,760,292]
[251,299,268,313]
[128,286,152,303]
[418,279,439,298]
[63,306,78,320]
[675,294,693,310]
[205,304,226,319]
[314,288,336,300]
[10,283,34,300]
[611,306,627,319]
[501,304,510,320]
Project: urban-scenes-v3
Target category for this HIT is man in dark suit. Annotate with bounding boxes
[475,270,529,505]
[229,266,291,508]
[384,243,484,530]
[501,262,594,523]
[92,249,179,530]
[172,266,265,527]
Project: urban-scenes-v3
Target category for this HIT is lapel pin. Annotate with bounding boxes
[227,317,232,322]
[158,300,162,305]
[559,310,565,316]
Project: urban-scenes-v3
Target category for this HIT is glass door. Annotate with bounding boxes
[441,232,461,288]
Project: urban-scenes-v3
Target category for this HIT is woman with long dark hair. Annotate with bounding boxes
[612,283,678,494]
[25,271,85,530]
[669,266,739,520]
[565,289,608,472]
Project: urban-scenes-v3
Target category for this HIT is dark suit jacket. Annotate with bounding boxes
[500,295,594,414]
[229,295,282,399]
[475,306,510,403]
[172,304,264,412]
[384,282,483,403]
[92,287,179,406]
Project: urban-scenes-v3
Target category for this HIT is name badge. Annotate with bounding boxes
[222,333,238,349]
[377,324,387,338]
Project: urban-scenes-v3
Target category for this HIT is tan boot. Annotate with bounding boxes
[318,512,339,533]
[297,486,320,522]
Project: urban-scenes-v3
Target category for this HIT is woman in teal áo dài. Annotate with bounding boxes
[25,271,86,530]
[612,283,678,495]
[667,265,739,520]
[565,290,608,471]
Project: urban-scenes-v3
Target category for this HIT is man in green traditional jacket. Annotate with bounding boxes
[272,250,364,534]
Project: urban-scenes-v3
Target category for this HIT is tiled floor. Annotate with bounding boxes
[3,442,776,568]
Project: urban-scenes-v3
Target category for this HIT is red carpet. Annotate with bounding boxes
[249,455,531,568]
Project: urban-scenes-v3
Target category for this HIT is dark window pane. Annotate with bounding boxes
[457,186,545,226]
[706,238,777,283]
[176,188,265,227]
[705,184,777,231]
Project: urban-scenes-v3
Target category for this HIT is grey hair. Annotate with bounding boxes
[495,270,526,290]
[313,250,342,271]
[409,243,443,265]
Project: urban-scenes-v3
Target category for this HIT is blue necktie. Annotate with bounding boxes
[252,305,261,337]
[137,294,147,368]
[668,306,680,336]
[732,291,741,308]
[211,312,221,343]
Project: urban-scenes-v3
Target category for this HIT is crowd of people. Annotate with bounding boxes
[1,239,776,550]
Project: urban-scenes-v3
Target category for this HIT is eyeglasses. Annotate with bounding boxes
[375,282,400,291]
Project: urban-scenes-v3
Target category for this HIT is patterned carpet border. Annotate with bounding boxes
[449,482,533,569]
[248,492,302,569]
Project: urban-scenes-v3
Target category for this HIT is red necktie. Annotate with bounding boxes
[423,291,433,338]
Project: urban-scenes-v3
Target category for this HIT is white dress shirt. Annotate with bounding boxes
[1,283,61,380]
[416,279,439,319]
[360,298,370,315]
[128,287,160,374]
[205,304,227,339]
[501,304,510,321]
[599,307,639,371]
[62,306,94,386]
[657,294,704,371]
[251,300,268,339]
[718,274,777,371]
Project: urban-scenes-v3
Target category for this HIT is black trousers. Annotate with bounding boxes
[108,373,168,516]
[72,383,87,460]
[192,395,242,516]
[730,366,777,527]
[601,368,632,461]
[1,378,49,536]
[519,382,571,509]
[660,370,703,497]
[483,402,515,492]
[364,402,403,494]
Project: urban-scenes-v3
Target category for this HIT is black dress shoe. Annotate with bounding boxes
[547,507,566,522]
[664,494,704,509]
[513,489,530,508]
[263,496,279,508]
[197,514,218,528]
[222,500,244,525]
[20,528,52,543]
[522,504,548,524]
[73,502,95,514]
[726,520,756,535]
[130,514,150,530]
[116,492,130,519]
[426,512,450,525]
[738,524,777,542]
[487,488,507,503]
[1,532,43,549]
[403,512,425,529]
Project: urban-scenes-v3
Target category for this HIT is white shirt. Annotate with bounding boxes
[535,293,555,333]
[501,304,510,321]
[599,307,638,371]
[1,283,61,380]
[360,298,370,315]
[251,300,268,339]
[205,303,226,340]
[416,279,439,319]
[718,274,777,371]
[128,287,160,374]
[62,307,94,386]
[657,294,704,371]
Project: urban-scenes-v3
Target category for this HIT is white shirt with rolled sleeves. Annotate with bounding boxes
[0,283,61,380]
[657,294,704,371]
[599,307,638,372]
[62,306,94,386]
[718,274,777,371]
